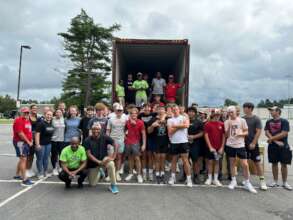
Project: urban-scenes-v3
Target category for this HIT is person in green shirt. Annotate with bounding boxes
[58,137,87,188]
[116,80,125,107]
[132,72,149,107]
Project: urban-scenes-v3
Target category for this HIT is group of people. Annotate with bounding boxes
[115,71,185,107]
[12,99,292,194]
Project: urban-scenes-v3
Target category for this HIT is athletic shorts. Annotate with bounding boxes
[146,138,156,152]
[189,143,201,162]
[225,146,247,159]
[268,143,292,165]
[154,142,169,154]
[245,144,261,162]
[169,143,189,155]
[115,140,125,154]
[13,141,30,157]
[125,143,141,156]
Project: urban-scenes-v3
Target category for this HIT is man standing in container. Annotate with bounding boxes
[152,72,166,100]
[165,75,185,104]
[132,72,149,107]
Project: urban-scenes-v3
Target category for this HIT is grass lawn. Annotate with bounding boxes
[0,119,13,124]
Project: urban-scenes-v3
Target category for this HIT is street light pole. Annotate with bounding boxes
[17,45,31,107]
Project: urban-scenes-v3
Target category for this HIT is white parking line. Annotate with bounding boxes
[0,154,15,157]
[0,176,49,208]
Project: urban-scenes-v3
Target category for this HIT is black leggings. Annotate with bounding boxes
[58,169,87,184]
[51,142,65,169]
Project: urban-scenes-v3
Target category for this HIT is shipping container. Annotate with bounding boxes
[112,38,190,107]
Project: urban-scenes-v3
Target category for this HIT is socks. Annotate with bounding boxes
[231,176,236,182]
[156,172,160,177]
[187,175,192,182]
[214,173,218,181]
[171,173,176,178]
[143,169,147,175]
[160,171,165,176]
[208,174,212,180]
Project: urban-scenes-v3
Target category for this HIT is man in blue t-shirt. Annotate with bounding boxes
[265,106,292,190]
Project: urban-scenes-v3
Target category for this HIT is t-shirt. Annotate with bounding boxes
[60,145,87,170]
[83,135,114,167]
[148,116,169,146]
[132,80,149,98]
[224,117,248,148]
[116,84,125,97]
[29,115,41,134]
[243,115,262,146]
[204,121,225,150]
[125,119,145,145]
[78,116,92,140]
[52,117,65,142]
[64,117,81,142]
[107,116,127,142]
[188,118,204,145]
[13,116,33,142]
[167,115,188,144]
[152,78,166,95]
[36,120,54,145]
[265,118,290,145]
[139,113,156,139]
[87,116,108,135]
[165,83,182,102]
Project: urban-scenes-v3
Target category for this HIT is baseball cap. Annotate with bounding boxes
[268,106,281,112]
[20,107,30,113]
[211,108,221,115]
[168,75,174,78]
[137,72,143,76]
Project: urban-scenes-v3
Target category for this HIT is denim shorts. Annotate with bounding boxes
[13,141,30,157]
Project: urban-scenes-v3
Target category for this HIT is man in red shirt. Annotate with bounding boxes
[13,107,34,186]
[165,75,185,103]
[124,107,146,183]
[204,109,225,186]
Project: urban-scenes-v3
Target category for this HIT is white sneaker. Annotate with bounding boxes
[149,173,153,182]
[37,174,44,180]
[26,170,32,178]
[58,167,62,173]
[205,178,212,185]
[116,172,121,182]
[228,180,237,190]
[213,179,223,187]
[259,180,268,191]
[133,169,137,175]
[283,182,293,191]
[244,181,257,194]
[105,176,110,182]
[187,180,193,188]
[143,172,147,181]
[168,176,176,185]
[137,175,143,183]
[119,164,124,175]
[268,181,279,187]
[52,168,59,176]
[125,174,133,182]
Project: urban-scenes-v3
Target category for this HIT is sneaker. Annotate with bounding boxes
[116,172,121,182]
[160,175,165,184]
[244,181,257,194]
[52,168,59,176]
[133,169,137,175]
[13,175,22,180]
[125,174,133,182]
[228,180,237,190]
[37,174,44,180]
[283,182,293,191]
[176,163,180,173]
[65,182,71,189]
[186,180,193,188]
[58,167,62,173]
[168,176,176,185]
[77,181,83,189]
[29,169,36,177]
[26,170,32,178]
[105,176,110,182]
[149,173,154,182]
[21,179,34,186]
[268,181,279,187]
[259,180,268,191]
[137,175,143,183]
[156,175,161,184]
[143,172,147,182]
[119,164,124,175]
[213,179,223,187]
[205,178,212,185]
[109,184,119,194]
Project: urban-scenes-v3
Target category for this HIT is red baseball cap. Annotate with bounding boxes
[20,107,30,113]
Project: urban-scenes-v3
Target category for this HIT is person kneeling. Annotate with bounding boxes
[84,123,119,194]
[58,137,87,189]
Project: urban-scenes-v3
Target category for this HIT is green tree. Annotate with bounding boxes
[59,9,120,107]
[224,98,238,106]
[0,95,16,113]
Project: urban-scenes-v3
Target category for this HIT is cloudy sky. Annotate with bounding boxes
[1,0,293,106]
